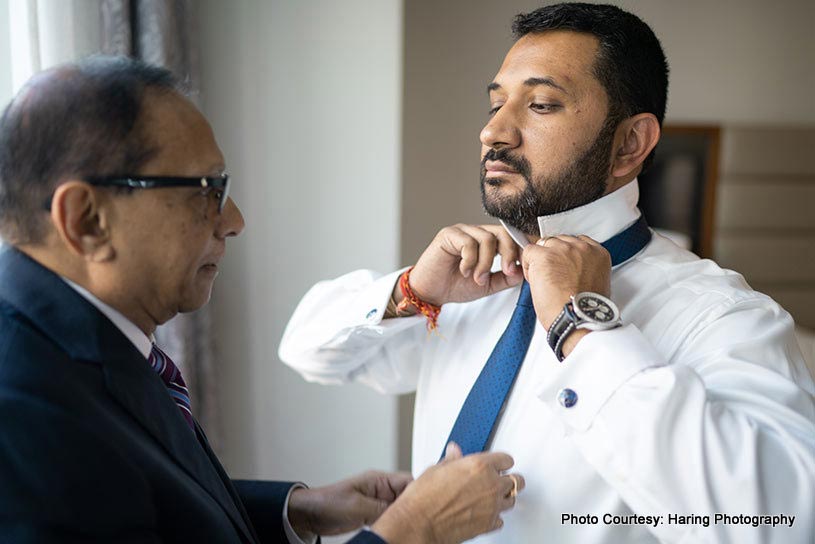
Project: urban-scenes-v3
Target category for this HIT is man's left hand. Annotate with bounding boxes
[288,470,413,538]
[521,235,612,341]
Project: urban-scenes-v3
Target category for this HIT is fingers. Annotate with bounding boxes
[576,234,603,247]
[483,451,514,472]
[493,516,504,531]
[523,234,610,273]
[442,225,521,287]
[385,471,414,497]
[446,227,481,279]
[442,441,463,462]
[485,268,524,294]
[500,473,525,502]
[484,224,521,277]
[457,225,499,285]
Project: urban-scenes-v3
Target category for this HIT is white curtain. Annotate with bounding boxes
[7,0,102,93]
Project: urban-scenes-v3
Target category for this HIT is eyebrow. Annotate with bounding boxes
[487,77,570,96]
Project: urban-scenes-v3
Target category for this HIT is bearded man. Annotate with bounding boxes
[279,4,815,543]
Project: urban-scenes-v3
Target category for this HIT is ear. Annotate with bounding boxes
[611,113,661,179]
[50,181,115,262]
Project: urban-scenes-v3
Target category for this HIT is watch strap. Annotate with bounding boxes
[547,302,578,362]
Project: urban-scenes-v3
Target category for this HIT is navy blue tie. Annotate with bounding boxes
[442,215,652,457]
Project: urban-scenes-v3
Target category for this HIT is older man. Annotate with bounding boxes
[280,3,815,543]
[0,56,523,543]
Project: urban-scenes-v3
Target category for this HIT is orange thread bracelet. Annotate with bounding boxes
[396,266,442,332]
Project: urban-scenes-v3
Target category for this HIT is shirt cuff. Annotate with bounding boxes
[283,483,318,544]
[536,324,665,432]
[331,267,424,340]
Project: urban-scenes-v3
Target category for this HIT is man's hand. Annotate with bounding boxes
[521,235,612,354]
[288,470,413,538]
[400,224,524,308]
[370,443,524,544]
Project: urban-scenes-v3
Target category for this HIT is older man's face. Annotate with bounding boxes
[479,30,618,234]
[106,90,245,325]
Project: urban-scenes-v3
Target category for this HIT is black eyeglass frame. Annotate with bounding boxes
[84,174,231,213]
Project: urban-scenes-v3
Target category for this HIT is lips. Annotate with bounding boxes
[201,248,224,270]
[484,160,518,174]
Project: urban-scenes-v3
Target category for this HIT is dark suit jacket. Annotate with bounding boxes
[0,247,383,544]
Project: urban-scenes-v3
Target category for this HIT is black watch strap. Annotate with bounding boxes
[547,302,578,362]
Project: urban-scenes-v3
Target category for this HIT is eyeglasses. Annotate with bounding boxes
[87,174,231,214]
[85,174,231,213]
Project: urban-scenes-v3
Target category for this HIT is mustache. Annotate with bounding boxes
[481,148,532,180]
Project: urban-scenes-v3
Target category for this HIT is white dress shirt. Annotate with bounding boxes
[62,279,312,544]
[279,180,815,543]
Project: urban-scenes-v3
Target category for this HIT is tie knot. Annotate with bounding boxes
[148,343,195,430]
[148,343,182,388]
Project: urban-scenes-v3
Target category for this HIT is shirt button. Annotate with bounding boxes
[558,388,578,408]
[366,308,378,320]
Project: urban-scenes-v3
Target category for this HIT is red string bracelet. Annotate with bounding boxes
[396,266,442,332]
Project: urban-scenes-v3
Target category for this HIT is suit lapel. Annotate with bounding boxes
[0,247,256,544]
[102,357,256,544]
[195,422,261,543]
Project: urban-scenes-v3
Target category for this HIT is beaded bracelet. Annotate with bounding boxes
[396,266,442,332]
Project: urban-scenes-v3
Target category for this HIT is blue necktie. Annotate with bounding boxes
[442,215,652,457]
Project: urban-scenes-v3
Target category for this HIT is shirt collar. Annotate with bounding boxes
[61,277,153,360]
[500,179,641,247]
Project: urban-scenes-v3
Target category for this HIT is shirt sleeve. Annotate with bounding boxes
[536,299,815,543]
[281,483,317,544]
[278,268,428,395]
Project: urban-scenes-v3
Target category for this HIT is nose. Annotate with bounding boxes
[216,196,245,239]
[480,104,521,151]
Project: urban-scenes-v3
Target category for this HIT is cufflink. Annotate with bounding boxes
[558,388,578,408]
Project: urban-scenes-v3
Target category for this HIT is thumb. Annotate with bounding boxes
[358,495,393,526]
[442,441,463,462]
[487,270,524,296]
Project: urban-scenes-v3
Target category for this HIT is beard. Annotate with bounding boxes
[480,115,619,236]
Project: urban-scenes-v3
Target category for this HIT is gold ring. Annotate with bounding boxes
[508,474,519,499]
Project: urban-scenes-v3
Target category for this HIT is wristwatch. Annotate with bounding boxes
[546,292,622,362]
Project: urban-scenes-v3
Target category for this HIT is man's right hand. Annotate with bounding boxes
[399,224,524,309]
[370,443,524,544]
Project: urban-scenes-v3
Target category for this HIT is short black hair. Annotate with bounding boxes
[512,3,669,170]
[0,55,181,244]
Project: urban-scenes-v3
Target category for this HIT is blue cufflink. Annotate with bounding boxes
[558,388,578,408]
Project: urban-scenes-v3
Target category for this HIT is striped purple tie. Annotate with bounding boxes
[148,344,195,431]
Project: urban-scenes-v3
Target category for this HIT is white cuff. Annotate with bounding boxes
[283,483,318,544]
[536,324,665,431]
[323,266,424,345]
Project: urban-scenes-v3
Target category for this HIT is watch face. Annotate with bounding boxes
[574,294,617,323]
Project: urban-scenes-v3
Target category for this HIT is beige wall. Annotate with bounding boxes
[197,0,403,497]
[401,0,815,265]
[715,127,815,328]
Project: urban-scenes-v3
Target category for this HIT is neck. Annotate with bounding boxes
[17,243,158,336]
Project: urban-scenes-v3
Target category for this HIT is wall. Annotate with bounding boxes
[196,0,403,496]
[401,0,815,264]
[715,127,815,328]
